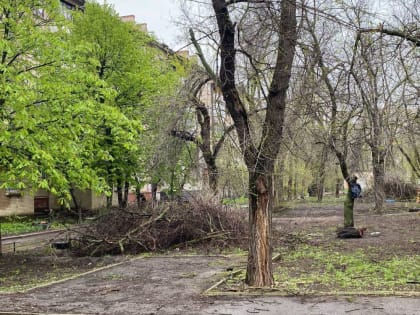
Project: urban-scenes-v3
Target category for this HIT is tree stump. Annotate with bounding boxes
[336,227,367,239]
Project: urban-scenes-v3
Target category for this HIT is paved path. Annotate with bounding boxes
[0,255,419,315]
[1,230,67,253]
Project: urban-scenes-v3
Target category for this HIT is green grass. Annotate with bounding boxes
[217,244,419,296]
[222,196,249,206]
[272,244,419,294]
[0,216,66,236]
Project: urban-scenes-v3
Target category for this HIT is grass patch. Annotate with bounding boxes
[0,216,67,236]
[222,196,249,206]
[274,245,419,294]
[213,244,419,296]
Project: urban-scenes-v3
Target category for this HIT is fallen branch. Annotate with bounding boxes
[71,199,247,256]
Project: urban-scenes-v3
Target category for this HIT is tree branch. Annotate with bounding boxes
[189,29,221,88]
[170,130,198,143]
[359,27,420,47]
[17,61,56,75]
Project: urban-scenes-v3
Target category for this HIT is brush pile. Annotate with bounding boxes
[71,197,247,256]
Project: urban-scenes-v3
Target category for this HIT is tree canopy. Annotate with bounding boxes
[0,0,187,205]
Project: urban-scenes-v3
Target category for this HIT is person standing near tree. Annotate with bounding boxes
[350,176,362,200]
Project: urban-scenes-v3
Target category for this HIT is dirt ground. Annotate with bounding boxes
[273,201,419,256]
[0,202,419,314]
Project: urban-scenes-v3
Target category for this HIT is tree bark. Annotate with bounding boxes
[117,179,129,208]
[336,151,354,227]
[135,186,143,209]
[117,180,123,208]
[317,145,328,202]
[151,182,158,202]
[106,194,112,209]
[246,171,273,286]
[372,148,385,212]
[344,184,355,227]
[124,181,129,207]
[287,174,293,201]
[70,187,82,223]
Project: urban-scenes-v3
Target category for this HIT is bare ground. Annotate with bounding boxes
[0,201,419,314]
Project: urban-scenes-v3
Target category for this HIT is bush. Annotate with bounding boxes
[384,179,417,201]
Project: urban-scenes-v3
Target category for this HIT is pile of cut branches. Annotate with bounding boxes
[71,197,247,256]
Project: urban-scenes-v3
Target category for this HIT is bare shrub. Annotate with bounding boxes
[71,196,247,256]
[384,178,417,201]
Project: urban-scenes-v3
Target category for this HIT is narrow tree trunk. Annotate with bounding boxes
[123,181,129,208]
[117,180,124,208]
[317,145,328,201]
[106,194,112,209]
[335,178,341,198]
[246,171,273,286]
[277,173,284,202]
[207,160,219,194]
[344,182,354,227]
[372,149,385,213]
[317,178,324,201]
[70,187,82,223]
[135,186,143,209]
[151,182,158,207]
[334,151,354,227]
[301,178,306,199]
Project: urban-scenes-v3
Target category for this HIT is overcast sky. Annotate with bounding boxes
[104,0,184,49]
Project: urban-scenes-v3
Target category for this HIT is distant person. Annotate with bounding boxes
[349,176,362,199]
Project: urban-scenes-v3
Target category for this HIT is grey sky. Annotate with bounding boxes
[105,0,183,48]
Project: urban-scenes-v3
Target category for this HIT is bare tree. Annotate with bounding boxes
[298,1,367,227]
[203,0,298,286]
[171,66,234,193]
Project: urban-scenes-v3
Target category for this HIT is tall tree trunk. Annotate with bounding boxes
[317,145,328,201]
[151,182,158,207]
[135,186,143,209]
[246,168,273,286]
[117,179,129,208]
[335,151,354,227]
[287,175,293,201]
[372,148,385,212]
[344,183,354,227]
[117,179,123,208]
[123,181,129,208]
[70,187,82,223]
[208,163,219,193]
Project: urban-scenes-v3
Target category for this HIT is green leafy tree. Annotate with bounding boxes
[70,2,186,207]
[0,0,111,201]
